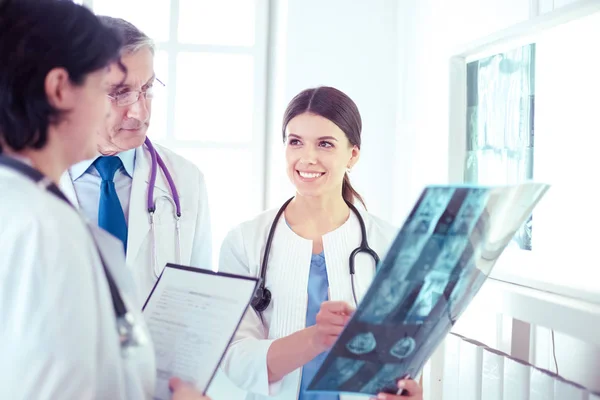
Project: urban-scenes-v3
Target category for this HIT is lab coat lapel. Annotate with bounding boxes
[126,146,152,265]
[88,223,140,302]
[58,171,80,209]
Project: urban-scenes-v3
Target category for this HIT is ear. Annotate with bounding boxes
[45,67,76,110]
[347,145,360,169]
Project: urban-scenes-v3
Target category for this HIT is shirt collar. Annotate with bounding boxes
[70,147,137,180]
[117,148,136,177]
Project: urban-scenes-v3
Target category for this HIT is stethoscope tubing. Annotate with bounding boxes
[253,196,380,312]
[144,138,183,278]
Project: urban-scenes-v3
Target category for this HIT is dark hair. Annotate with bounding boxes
[0,0,123,154]
[282,86,366,208]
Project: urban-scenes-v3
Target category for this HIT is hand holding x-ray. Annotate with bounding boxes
[306,183,550,397]
[311,301,355,353]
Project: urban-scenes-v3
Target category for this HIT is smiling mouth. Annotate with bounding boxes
[297,170,325,179]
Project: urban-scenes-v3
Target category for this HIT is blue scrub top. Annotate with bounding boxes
[298,252,339,400]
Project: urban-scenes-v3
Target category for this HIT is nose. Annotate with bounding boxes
[126,95,150,122]
[299,145,317,165]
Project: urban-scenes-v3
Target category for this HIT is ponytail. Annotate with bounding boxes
[342,172,366,210]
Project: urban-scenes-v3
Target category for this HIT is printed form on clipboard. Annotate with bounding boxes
[142,264,259,400]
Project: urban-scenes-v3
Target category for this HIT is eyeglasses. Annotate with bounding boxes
[107,78,165,107]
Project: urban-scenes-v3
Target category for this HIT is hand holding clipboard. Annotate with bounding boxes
[142,264,259,400]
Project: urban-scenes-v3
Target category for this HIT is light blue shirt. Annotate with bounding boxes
[299,252,339,400]
[69,149,136,225]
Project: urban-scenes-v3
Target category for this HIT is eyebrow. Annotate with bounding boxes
[110,74,156,91]
[109,82,127,92]
[288,133,339,141]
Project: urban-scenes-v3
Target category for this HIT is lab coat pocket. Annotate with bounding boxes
[152,213,194,268]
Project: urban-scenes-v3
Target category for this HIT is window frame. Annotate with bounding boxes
[82,0,271,267]
[448,0,600,305]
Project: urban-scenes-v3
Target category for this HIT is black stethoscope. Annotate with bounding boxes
[0,155,145,353]
[251,196,381,313]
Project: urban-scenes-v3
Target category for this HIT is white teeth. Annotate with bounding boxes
[299,171,323,179]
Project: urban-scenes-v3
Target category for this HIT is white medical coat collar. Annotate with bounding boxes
[70,148,136,180]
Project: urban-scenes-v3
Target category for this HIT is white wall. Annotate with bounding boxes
[396,0,600,392]
[209,1,400,398]
[394,0,532,223]
[265,0,399,222]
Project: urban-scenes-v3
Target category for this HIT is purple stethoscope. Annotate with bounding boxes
[144,137,182,277]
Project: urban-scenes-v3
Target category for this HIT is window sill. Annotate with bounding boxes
[470,276,600,348]
[488,246,600,305]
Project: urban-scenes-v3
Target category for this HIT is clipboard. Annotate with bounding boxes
[142,263,259,399]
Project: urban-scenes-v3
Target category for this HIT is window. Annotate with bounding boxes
[450,9,600,303]
[81,0,269,269]
[465,43,535,250]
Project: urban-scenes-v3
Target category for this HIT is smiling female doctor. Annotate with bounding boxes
[0,1,207,399]
[218,87,423,400]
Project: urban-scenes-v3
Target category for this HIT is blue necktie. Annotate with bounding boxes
[94,156,128,253]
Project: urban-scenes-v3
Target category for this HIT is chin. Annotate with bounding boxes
[294,185,324,199]
[119,129,147,149]
[129,134,147,148]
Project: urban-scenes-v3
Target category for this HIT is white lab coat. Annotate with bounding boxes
[0,166,155,399]
[218,207,399,400]
[60,142,212,297]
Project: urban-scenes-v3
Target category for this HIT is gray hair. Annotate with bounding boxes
[98,16,155,55]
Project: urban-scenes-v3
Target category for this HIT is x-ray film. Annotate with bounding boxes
[307,183,550,396]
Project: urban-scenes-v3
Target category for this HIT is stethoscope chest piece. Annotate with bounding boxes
[251,286,272,313]
[118,312,150,357]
